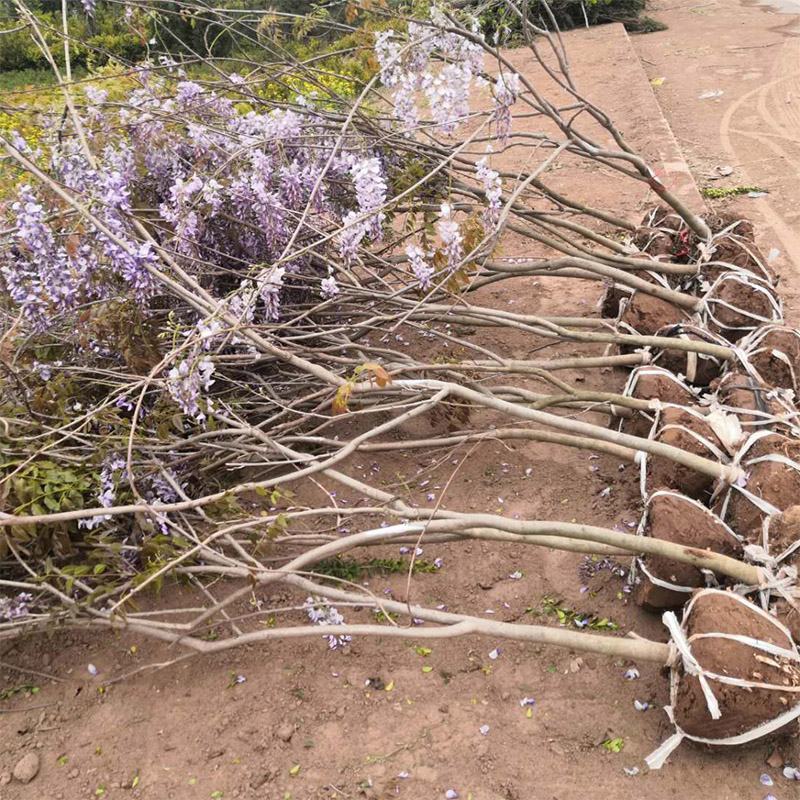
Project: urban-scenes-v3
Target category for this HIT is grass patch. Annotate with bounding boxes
[701,185,768,199]
[312,556,439,582]
[540,595,619,631]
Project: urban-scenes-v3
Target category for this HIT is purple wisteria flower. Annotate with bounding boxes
[476,156,502,226]
[321,272,340,299]
[0,592,33,621]
[494,72,521,145]
[437,203,463,272]
[79,454,126,531]
[374,12,483,133]
[406,244,434,290]
[166,356,216,422]
[304,596,351,650]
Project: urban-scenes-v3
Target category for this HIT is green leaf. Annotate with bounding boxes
[414,646,432,657]
[601,737,624,753]
[288,764,301,777]
[421,665,433,673]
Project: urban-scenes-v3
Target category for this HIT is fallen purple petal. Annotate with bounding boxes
[624,668,640,680]
[784,766,800,780]
[445,791,459,799]
[519,697,536,707]
[479,724,490,736]
[488,648,500,660]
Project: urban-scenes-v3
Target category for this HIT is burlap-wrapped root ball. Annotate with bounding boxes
[633,492,743,610]
[652,323,729,387]
[616,366,698,439]
[739,324,800,395]
[702,272,783,343]
[632,206,689,262]
[698,230,773,285]
[753,506,800,641]
[643,406,726,500]
[646,589,800,769]
[617,291,692,338]
[600,271,674,320]
[711,370,799,435]
[714,433,800,540]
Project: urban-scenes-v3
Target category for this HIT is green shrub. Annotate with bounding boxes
[0,8,148,71]
[472,0,651,42]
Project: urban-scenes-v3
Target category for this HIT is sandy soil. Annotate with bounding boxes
[1,18,798,800]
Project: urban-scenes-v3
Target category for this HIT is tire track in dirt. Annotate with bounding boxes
[719,37,800,270]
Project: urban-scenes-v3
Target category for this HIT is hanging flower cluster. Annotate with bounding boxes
[436,202,464,272]
[476,155,503,226]
[166,355,216,423]
[374,9,521,142]
[80,454,127,530]
[1,72,392,338]
[406,244,434,290]
[493,71,521,145]
[0,68,400,423]
[374,10,485,133]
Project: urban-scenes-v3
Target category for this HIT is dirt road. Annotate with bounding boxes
[634,0,800,317]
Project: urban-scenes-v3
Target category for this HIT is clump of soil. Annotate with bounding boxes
[618,291,691,337]
[716,435,800,540]
[653,323,728,386]
[645,406,723,499]
[619,366,697,438]
[634,492,743,610]
[773,599,800,644]
[741,325,800,394]
[673,590,800,740]
[712,370,797,432]
[703,274,782,343]
[634,230,676,259]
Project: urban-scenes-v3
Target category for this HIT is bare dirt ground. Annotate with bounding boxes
[1,18,799,800]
